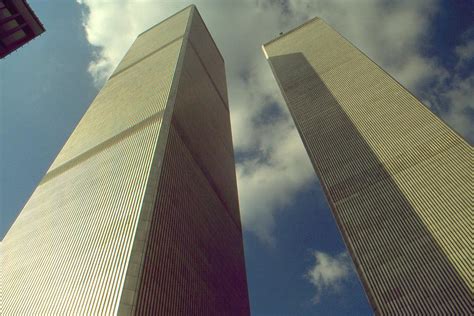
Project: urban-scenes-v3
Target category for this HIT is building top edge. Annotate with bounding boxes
[136,4,196,38]
[191,6,225,63]
[262,16,321,49]
[135,5,224,63]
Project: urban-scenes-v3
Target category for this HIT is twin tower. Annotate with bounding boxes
[2,5,471,315]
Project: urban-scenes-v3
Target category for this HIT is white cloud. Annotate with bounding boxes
[76,0,316,244]
[391,55,449,92]
[306,251,354,304]
[77,0,188,85]
[286,0,473,143]
[422,27,474,143]
[284,0,440,91]
[236,118,314,245]
[77,0,472,244]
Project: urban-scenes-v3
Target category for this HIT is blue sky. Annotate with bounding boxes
[1,1,472,315]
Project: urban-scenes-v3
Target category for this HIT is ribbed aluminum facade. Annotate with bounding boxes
[1,6,249,315]
[263,18,472,314]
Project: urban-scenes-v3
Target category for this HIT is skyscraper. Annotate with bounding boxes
[2,5,250,315]
[0,0,45,58]
[263,17,472,314]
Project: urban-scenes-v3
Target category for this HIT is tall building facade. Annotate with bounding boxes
[0,0,44,58]
[263,18,472,314]
[2,6,249,315]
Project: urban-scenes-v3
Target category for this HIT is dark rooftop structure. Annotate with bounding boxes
[0,0,44,58]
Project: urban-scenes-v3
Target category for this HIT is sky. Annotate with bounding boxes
[0,0,472,315]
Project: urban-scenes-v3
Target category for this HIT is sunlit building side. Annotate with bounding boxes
[263,17,472,315]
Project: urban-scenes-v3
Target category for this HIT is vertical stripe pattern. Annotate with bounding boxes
[1,7,188,314]
[130,6,250,315]
[264,18,473,314]
[2,5,249,315]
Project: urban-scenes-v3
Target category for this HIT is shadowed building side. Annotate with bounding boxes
[119,6,249,315]
[263,18,472,314]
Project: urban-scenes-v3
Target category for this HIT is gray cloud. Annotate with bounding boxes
[455,27,474,69]
[76,0,471,245]
[425,73,474,142]
[76,0,316,244]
